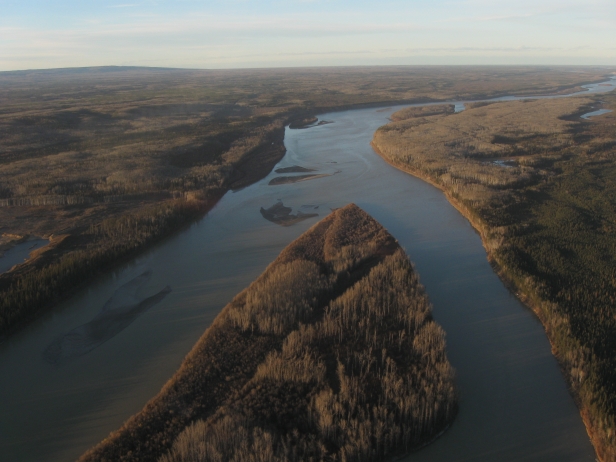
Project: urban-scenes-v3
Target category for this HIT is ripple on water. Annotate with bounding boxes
[42,271,171,365]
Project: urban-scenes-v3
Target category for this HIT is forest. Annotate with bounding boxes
[0,66,609,337]
[372,90,616,461]
[78,204,457,462]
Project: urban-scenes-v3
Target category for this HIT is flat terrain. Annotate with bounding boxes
[372,88,616,460]
[79,204,456,462]
[0,65,608,337]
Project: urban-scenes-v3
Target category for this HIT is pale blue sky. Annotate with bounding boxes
[0,0,614,71]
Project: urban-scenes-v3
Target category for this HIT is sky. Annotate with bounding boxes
[0,0,615,71]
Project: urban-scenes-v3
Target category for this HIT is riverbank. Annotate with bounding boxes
[371,152,607,460]
[0,114,298,340]
[0,194,220,340]
[0,235,49,270]
[371,94,616,461]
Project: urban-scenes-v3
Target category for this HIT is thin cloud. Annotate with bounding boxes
[405,46,562,52]
[0,15,421,39]
[1,1,615,70]
[108,3,141,8]
[475,13,539,21]
[276,50,375,56]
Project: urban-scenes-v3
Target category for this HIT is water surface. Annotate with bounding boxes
[0,239,48,274]
[2,80,615,462]
[581,108,613,119]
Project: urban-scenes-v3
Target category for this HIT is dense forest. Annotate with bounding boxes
[0,66,609,337]
[0,199,206,333]
[372,90,616,461]
[78,204,457,462]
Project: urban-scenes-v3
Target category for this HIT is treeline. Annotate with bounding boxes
[0,120,284,204]
[79,204,457,462]
[389,104,455,122]
[0,198,210,336]
[372,95,616,460]
[0,116,286,336]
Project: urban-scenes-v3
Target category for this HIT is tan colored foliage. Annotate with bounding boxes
[227,259,326,335]
[390,104,455,122]
[80,204,456,462]
[373,97,590,211]
[372,92,616,461]
[162,246,456,462]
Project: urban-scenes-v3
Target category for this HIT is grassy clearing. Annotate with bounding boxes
[372,91,616,461]
[79,204,457,462]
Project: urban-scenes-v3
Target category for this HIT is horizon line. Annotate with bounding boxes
[2,63,616,75]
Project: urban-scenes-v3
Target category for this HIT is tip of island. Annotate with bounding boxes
[80,204,457,462]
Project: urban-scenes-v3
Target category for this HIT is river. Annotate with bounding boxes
[1,78,614,462]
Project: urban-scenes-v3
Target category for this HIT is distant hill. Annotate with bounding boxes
[0,65,182,76]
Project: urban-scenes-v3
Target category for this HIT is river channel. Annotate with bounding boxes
[1,79,615,461]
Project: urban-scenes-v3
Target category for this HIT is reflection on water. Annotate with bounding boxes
[43,271,171,365]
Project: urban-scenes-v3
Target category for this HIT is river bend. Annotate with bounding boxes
[2,79,615,461]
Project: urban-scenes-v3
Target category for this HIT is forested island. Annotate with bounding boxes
[0,66,609,339]
[372,92,616,460]
[78,204,457,462]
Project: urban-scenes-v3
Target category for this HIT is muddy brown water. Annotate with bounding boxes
[2,80,615,462]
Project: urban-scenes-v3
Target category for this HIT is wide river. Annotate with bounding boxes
[1,79,615,462]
